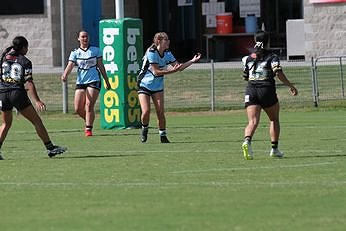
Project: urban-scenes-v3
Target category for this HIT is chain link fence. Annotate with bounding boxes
[164,60,314,111]
[33,59,345,113]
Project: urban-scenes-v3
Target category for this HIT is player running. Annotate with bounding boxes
[61,30,111,137]
[241,30,298,160]
[0,36,66,160]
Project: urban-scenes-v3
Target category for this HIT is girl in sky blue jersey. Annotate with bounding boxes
[61,30,111,137]
[137,32,201,143]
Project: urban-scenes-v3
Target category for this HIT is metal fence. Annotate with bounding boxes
[164,60,314,111]
[311,55,346,107]
[33,58,344,113]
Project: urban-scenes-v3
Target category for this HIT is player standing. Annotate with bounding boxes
[137,32,201,143]
[241,30,298,160]
[0,36,66,159]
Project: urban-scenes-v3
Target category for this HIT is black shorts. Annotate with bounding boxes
[137,86,163,96]
[0,89,32,111]
[244,85,278,108]
[76,81,101,91]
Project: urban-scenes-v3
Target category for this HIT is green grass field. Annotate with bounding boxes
[1,109,346,231]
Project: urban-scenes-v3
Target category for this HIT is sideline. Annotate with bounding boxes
[170,161,338,174]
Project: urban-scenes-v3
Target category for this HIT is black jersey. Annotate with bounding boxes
[0,50,33,91]
[242,51,282,87]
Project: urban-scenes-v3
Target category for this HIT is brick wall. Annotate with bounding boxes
[0,0,54,66]
[304,0,346,59]
[0,0,139,68]
[1,1,344,67]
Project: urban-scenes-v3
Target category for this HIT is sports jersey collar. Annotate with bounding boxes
[79,46,90,52]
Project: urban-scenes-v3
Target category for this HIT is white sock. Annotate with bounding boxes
[159,129,167,136]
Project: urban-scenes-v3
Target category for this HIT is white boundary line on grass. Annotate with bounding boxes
[169,161,338,174]
[1,178,346,188]
[5,148,344,153]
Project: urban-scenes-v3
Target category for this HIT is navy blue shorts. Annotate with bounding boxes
[137,86,163,96]
[75,81,101,91]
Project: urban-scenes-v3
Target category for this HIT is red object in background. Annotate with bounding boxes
[216,13,233,34]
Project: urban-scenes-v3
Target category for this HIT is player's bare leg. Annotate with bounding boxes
[84,87,99,136]
[242,105,261,159]
[74,89,86,120]
[264,103,284,157]
[138,93,151,142]
[152,92,169,143]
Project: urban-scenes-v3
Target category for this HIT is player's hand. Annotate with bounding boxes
[36,100,47,112]
[61,75,67,82]
[191,53,201,62]
[172,63,183,72]
[289,86,298,96]
[105,81,111,90]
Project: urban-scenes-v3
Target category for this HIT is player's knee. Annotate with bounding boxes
[249,119,259,127]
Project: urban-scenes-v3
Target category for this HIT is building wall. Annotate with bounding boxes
[61,0,139,67]
[50,1,82,67]
[0,0,54,66]
[0,0,139,68]
[304,0,346,59]
[61,1,82,67]
[2,0,344,67]
[102,0,139,18]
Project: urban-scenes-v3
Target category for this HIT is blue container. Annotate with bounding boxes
[245,14,257,33]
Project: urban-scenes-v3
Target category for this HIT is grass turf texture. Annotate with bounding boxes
[0,109,346,231]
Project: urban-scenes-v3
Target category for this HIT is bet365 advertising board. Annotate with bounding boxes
[99,18,143,129]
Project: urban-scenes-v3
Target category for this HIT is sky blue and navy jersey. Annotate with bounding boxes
[69,46,102,84]
[138,47,176,91]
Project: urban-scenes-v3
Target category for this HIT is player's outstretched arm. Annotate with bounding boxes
[179,53,201,71]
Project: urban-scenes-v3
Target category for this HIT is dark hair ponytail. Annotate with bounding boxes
[1,36,28,61]
[1,36,28,78]
[0,46,14,79]
[12,36,28,52]
[1,46,13,62]
[254,30,269,58]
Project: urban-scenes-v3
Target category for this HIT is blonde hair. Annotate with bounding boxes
[145,32,169,53]
[152,32,168,46]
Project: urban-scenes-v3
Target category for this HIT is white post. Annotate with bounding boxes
[115,0,124,19]
[60,0,68,113]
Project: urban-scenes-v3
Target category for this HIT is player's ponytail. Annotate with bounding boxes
[254,30,269,59]
[0,45,14,80]
[0,36,28,79]
[12,36,28,52]
[1,36,28,60]
[1,46,13,62]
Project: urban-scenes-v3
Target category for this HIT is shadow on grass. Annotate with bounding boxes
[172,139,242,144]
[286,154,346,159]
[58,153,144,159]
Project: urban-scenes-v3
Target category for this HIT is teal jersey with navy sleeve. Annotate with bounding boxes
[139,48,176,91]
[68,46,102,84]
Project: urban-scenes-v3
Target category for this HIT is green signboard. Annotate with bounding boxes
[99,18,143,129]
